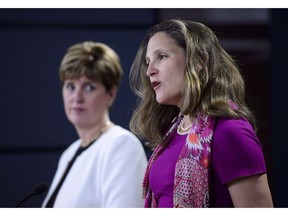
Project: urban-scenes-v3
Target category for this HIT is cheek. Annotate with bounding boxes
[90,97,107,111]
[169,73,185,98]
[62,94,71,114]
[62,94,69,106]
[169,70,185,88]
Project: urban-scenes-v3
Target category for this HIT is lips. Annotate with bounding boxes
[151,81,161,89]
[72,107,85,112]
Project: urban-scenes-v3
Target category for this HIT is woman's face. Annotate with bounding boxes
[62,76,114,130]
[146,32,186,107]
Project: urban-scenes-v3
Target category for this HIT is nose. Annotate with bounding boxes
[73,88,84,103]
[146,62,158,77]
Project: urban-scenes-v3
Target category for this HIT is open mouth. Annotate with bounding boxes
[151,81,161,89]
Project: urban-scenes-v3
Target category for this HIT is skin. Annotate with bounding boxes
[146,32,273,207]
[62,75,117,147]
[228,174,273,207]
[146,32,186,107]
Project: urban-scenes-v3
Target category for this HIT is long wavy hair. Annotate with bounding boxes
[129,19,256,148]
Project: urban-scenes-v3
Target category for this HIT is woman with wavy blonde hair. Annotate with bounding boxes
[129,19,273,207]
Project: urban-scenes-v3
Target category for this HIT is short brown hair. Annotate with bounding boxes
[59,41,123,92]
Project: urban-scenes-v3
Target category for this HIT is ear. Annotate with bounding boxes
[107,85,118,107]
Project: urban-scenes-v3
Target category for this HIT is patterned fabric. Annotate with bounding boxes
[143,113,216,208]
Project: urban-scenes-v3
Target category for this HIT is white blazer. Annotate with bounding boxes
[42,125,147,207]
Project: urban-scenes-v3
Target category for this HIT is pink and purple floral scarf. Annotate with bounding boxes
[143,113,216,208]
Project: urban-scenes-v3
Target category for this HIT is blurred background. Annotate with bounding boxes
[0,8,287,207]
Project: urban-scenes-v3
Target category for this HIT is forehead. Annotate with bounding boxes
[64,75,94,83]
[146,32,180,56]
[148,32,175,47]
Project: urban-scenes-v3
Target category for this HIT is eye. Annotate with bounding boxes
[65,82,75,92]
[159,53,167,61]
[84,83,96,92]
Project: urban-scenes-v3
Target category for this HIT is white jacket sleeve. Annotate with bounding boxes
[99,132,147,207]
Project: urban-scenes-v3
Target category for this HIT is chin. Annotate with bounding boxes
[156,98,178,107]
[156,97,165,104]
[69,118,85,127]
[156,99,170,106]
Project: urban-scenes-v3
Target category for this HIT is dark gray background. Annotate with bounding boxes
[0,9,286,207]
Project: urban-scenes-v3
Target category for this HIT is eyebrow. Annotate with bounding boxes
[146,48,167,59]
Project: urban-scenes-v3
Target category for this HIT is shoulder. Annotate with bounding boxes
[106,125,141,143]
[211,118,266,184]
[109,125,138,137]
[213,118,262,153]
[96,125,147,166]
[213,117,262,155]
[214,118,256,141]
[99,125,144,152]
[215,117,253,131]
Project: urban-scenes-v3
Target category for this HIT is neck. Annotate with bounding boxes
[78,120,113,147]
[177,115,193,134]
